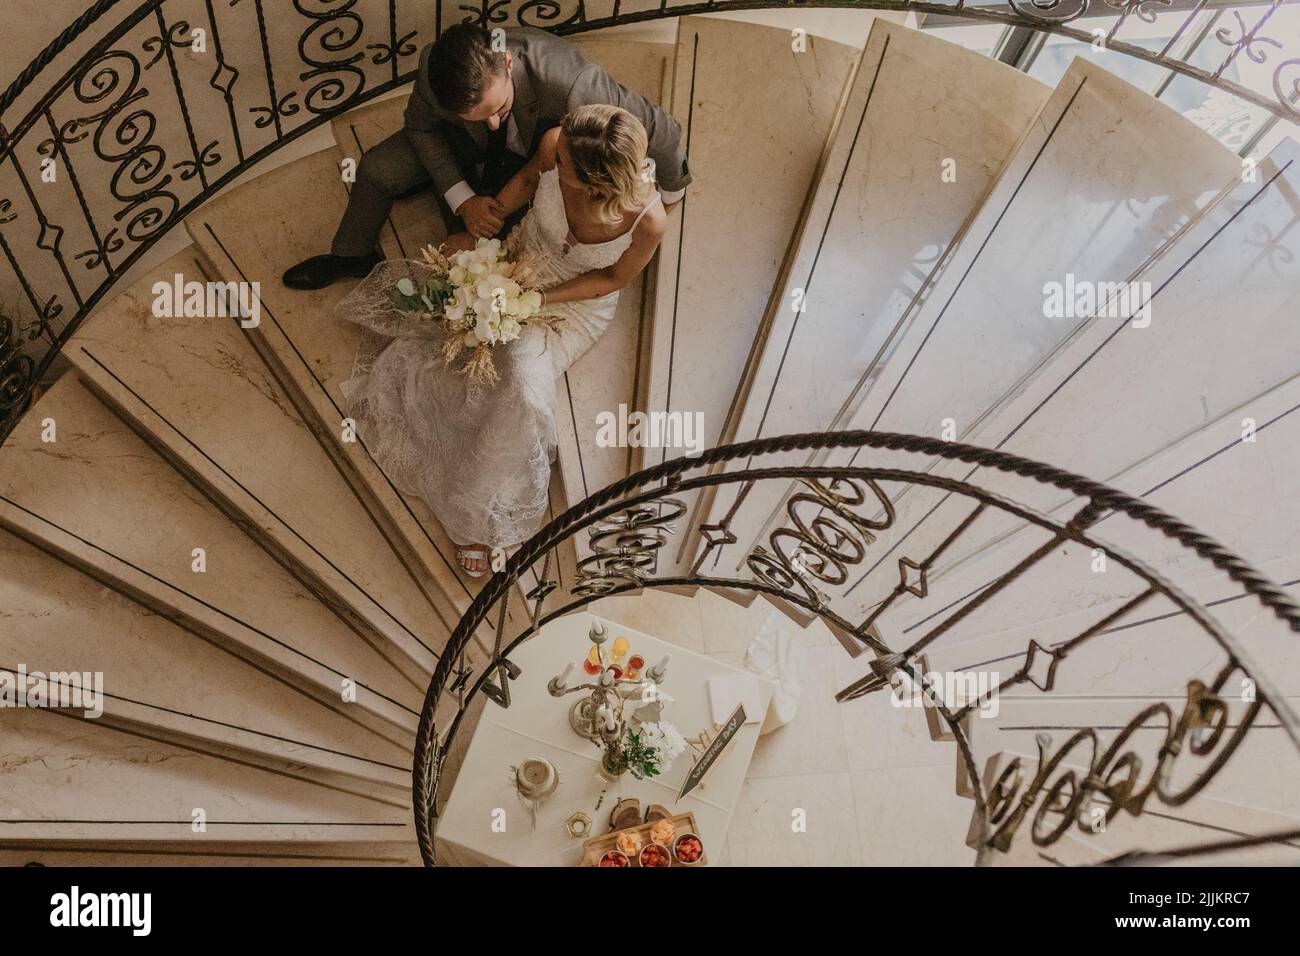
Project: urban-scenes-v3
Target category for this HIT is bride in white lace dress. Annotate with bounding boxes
[337,105,667,575]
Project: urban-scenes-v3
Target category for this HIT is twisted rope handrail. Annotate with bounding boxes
[0,0,126,118]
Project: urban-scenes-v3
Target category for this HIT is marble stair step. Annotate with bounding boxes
[67,245,446,683]
[0,374,423,738]
[914,552,1300,702]
[185,147,492,646]
[644,16,860,579]
[689,19,1051,583]
[871,143,1300,660]
[0,525,410,794]
[787,59,1240,626]
[0,709,416,858]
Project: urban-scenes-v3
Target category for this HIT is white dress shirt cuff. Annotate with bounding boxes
[445,181,477,216]
[658,185,686,205]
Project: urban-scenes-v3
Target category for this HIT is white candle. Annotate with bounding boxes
[597,704,616,732]
[555,662,574,690]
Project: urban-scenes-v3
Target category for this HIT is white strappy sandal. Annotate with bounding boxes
[455,545,492,578]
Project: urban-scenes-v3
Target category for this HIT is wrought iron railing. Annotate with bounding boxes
[2,0,1300,438]
[413,431,1300,866]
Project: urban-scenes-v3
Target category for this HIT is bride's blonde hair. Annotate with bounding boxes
[561,104,655,226]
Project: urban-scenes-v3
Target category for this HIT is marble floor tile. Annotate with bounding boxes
[745,645,849,779]
[850,766,977,866]
[722,772,861,867]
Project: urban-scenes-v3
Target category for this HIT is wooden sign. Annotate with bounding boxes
[677,703,746,801]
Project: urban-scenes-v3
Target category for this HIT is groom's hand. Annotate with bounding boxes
[459,195,506,239]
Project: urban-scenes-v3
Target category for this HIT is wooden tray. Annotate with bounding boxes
[580,811,708,867]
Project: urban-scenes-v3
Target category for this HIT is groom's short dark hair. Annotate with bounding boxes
[430,24,508,114]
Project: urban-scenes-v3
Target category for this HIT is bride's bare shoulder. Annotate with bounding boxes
[634,199,668,241]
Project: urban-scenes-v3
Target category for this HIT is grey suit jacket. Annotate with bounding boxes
[402,27,691,198]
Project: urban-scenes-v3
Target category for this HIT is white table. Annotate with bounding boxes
[436,612,773,866]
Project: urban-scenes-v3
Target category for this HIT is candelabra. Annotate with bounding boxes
[548,621,670,751]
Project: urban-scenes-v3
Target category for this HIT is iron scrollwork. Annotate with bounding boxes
[0,313,37,422]
[746,476,895,610]
[57,50,179,244]
[984,678,1256,852]
[294,0,369,115]
[572,498,686,597]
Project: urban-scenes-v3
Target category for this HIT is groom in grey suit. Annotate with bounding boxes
[283,23,691,289]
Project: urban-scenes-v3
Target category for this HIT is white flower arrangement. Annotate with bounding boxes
[389,238,552,386]
[619,720,687,779]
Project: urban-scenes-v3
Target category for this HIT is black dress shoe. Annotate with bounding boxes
[281,251,382,290]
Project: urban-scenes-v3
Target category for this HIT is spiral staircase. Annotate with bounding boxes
[2,3,1299,866]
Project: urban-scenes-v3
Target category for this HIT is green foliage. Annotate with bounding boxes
[390,274,451,316]
[618,729,661,780]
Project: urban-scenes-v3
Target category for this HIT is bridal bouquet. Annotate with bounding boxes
[389,238,551,386]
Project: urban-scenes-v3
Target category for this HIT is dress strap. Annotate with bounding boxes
[629,192,662,232]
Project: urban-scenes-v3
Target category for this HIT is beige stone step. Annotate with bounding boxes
[0,374,422,738]
[0,525,410,795]
[787,59,1241,625]
[0,709,416,856]
[67,246,448,683]
[690,19,1053,583]
[185,147,489,641]
[645,16,860,578]
[873,142,1300,650]
[511,471,583,624]
[916,552,1300,703]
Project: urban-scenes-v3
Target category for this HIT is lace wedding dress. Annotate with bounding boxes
[337,168,660,549]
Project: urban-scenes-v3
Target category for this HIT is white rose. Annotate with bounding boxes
[499,317,522,341]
